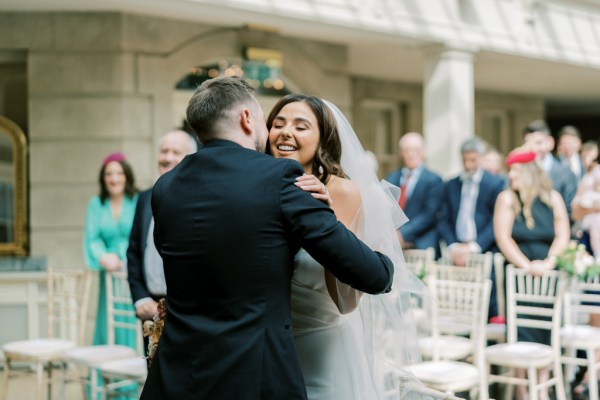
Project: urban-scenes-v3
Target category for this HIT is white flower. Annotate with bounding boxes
[575,258,588,276]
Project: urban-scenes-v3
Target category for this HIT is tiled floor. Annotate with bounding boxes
[2,372,86,400]
[1,368,141,400]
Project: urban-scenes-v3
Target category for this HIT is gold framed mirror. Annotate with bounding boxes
[0,115,27,255]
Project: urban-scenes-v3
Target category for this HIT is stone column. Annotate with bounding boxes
[423,46,475,178]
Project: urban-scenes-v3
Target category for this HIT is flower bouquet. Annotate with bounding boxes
[142,298,166,368]
[556,241,600,281]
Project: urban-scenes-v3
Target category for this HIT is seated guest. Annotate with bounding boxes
[438,137,505,267]
[438,137,505,319]
[493,146,570,399]
[386,132,443,253]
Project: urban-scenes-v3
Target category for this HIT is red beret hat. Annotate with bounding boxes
[505,150,537,166]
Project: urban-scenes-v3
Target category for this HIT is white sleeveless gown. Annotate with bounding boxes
[291,249,380,400]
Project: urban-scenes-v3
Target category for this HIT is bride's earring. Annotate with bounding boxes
[318,165,324,174]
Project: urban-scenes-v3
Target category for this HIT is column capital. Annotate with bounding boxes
[420,42,478,61]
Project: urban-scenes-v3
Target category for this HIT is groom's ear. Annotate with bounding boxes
[240,107,253,137]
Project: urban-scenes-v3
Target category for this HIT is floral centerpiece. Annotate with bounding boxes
[556,241,600,281]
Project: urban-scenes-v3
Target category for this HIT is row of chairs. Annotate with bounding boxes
[403,258,600,400]
[0,269,147,400]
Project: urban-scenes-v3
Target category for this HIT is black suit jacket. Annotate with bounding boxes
[127,189,162,304]
[386,167,443,250]
[548,157,577,218]
[140,139,394,400]
[438,170,505,252]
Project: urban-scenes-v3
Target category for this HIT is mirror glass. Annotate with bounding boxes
[0,116,27,255]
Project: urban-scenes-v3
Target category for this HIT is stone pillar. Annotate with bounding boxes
[423,46,475,178]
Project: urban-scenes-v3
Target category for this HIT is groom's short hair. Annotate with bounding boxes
[186,76,256,142]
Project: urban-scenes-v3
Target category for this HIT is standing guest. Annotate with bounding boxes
[127,131,197,325]
[385,132,443,252]
[523,120,577,218]
[493,146,569,399]
[84,152,139,348]
[482,146,507,177]
[581,140,599,174]
[140,77,394,400]
[557,125,584,181]
[573,163,600,262]
[571,152,600,396]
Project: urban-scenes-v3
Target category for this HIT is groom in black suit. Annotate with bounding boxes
[140,77,394,400]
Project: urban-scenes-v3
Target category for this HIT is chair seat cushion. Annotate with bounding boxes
[2,338,75,360]
[486,342,554,367]
[406,361,479,391]
[561,325,600,348]
[63,345,137,366]
[99,357,148,380]
[419,335,472,360]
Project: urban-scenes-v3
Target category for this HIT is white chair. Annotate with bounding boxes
[485,266,567,400]
[430,263,487,283]
[95,271,147,399]
[1,268,92,400]
[419,263,489,345]
[61,270,140,399]
[404,247,435,279]
[486,253,507,343]
[465,252,494,280]
[561,274,600,400]
[419,267,488,359]
[408,278,491,398]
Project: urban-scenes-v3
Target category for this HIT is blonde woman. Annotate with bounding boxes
[493,147,570,399]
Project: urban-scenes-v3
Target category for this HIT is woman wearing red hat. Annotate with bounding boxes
[84,152,139,348]
[493,146,570,399]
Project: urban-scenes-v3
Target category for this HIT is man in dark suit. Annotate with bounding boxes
[557,125,585,182]
[386,132,443,253]
[140,77,394,400]
[127,130,197,324]
[438,137,505,266]
[438,138,505,318]
[523,120,577,218]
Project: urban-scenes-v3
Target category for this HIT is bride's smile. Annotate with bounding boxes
[269,101,320,173]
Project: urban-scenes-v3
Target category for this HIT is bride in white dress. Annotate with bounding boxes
[267,95,424,399]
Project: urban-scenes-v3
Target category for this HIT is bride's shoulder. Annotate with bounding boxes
[327,176,361,206]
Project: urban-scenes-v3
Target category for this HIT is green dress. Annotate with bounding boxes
[83,194,138,348]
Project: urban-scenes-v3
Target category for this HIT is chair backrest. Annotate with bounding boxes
[465,252,493,279]
[429,263,486,282]
[493,253,506,317]
[105,270,143,354]
[563,274,600,326]
[404,248,435,277]
[428,277,491,362]
[47,268,93,346]
[505,265,565,345]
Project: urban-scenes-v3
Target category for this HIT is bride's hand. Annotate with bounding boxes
[295,174,332,206]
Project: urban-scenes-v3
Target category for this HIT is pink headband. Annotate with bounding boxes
[505,150,536,167]
[102,152,126,165]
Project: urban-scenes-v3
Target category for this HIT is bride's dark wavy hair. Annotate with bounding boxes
[267,94,345,184]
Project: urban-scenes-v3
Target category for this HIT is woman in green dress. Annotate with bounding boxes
[84,152,139,348]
